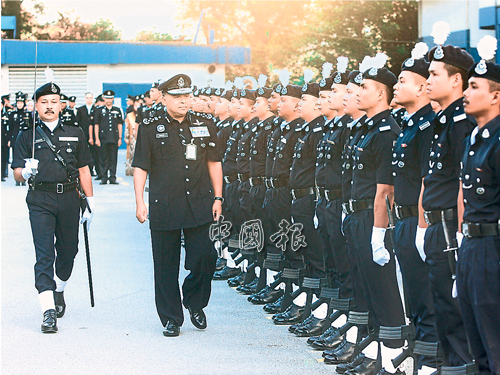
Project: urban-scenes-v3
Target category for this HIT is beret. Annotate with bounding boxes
[362,67,398,88]
[349,70,363,86]
[256,87,273,99]
[280,84,302,99]
[240,89,256,101]
[401,58,430,79]
[428,45,474,71]
[33,83,61,100]
[331,70,351,86]
[468,61,500,84]
[222,90,233,101]
[301,82,320,98]
[319,76,333,91]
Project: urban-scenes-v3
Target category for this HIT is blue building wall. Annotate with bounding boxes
[1,40,251,65]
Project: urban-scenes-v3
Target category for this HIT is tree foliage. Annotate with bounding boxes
[135,31,187,42]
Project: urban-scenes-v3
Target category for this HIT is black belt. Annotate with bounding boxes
[291,186,315,200]
[325,189,342,202]
[31,181,77,194]
[238,173,250,183]
[424,208,456,226]
[394,204,419,220]
[349,198,374,213]
[269,177,289,189]
[249,176,265,187]
[224,173,238,184]
[462,221,500,238]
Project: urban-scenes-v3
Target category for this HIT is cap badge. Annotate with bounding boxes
[281,87,288,95]
[302,83,308,92]
[51,83,57,93]
[319,78,326,87]
[276,84,282,93]
[178,77,185,88]
[334,72,342,84]
[369,67,378,76]
[404,58,415,68]
[355,73,363,84]
[434,45,444,60]
[258,88,264,95]
[475,60,487,75]
[241,89,246,96]
[215,89,221,95]
[206,88,212,95]
[157,125,165,132]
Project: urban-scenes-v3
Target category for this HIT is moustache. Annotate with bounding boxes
[45,110,54,114]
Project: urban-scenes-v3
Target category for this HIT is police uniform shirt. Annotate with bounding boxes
[265,117,285,179]
[11,120,92,183]
[135,105,151,126]
[341,116,367,204]
[422,98,475,211]
[61,107,78,127]
[351,110,400,201]
[392,107,407,128]
[1,108,10,147]
[289,116,325,189]
[324,114,352,191]
[132,111,221,231]
[94,105,124,144]
[222,120,243,176]
[315,117,336,188]
[216,117,233,152]
[9,108,32,141]
[393,103,435,207]
[249,115,276,178]
[236,117,259,175]
[271,118,306,181]
[150,102,167,118]
[461,116,500,223]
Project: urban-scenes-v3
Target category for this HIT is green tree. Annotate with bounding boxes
[1,0,37,38]
[135,30,181,42]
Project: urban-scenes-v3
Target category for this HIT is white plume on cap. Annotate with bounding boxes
[279,69,290,87]
[431,21,450,45]
[234,77,245,90]
[322,62,333,79]
[359,56,373,72]
[372,52,388,69]
[303,68,314,83]
[44,67,54,83]
[477,35,498,61]
[336,56,349,74]
[411,42,429,60]
[258,74,268,88]
[225,80,233,90]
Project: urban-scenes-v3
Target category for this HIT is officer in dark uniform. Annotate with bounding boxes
[126,95,135,115]
[11,81,94,333]
[136,91,154,126]
[418,44,475,367]
[9,92,32,186]
[392,47,440,371]
[132,73,222,337]
[76,92,97,176]
[68,96,77,115]
[94,90,123,185]
[458,50,500,375]
[2,94,13,112]
[60,94,78,127]
[1,101,11,180]
[150,81,167,118]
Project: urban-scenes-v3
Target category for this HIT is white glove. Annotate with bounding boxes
[21,158,39,181]
[452,280,458,298]
[80,196,94,231]
[456,231,464,248]
[415,226,427,262]
[371,227,390,266]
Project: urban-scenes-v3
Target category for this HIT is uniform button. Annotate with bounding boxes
[429,170,433,174]
[464,199,467,203]
[180,128,183,131]
[465,174,470,179]
[186,178,189,182]
[434,134,439,139]
[55,158,57,161]
[469,151,474,156]
[392,172,396,176]
[187,191,190,195]
[155,199,158,202]
[185,165,189,169]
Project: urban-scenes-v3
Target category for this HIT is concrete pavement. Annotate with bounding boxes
[1,150,335,375]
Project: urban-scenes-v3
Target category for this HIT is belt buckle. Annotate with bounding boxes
[291,189,297,200]
[224,176,230,184]
[349,199,355,213]
[249,177,254,187]
[462,222,471,238]
[424,211,431,225]
[394,205,402,220]
[56,183,63,194]
[270,178,276,189]
[237,173,243,182]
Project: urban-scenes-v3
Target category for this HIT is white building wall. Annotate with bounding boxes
[1,65,10,97]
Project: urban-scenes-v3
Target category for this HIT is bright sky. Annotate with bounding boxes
[23,0,198,40]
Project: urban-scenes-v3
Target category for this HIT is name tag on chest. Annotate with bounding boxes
[59,137,79,142]
[190,126,210,138]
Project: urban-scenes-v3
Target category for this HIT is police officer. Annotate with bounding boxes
[417,43,475,367]
[60,94,78,127]
[133,73,222,337]
[76,92,98,176]
[136,90,154,126]
[2,94,13,112]
[94,90,123,185]
[68,96,77,115]
[9,92,31,186]
[1,101,11,181]
[458,43,500,375]
[149,81,167,118]
[392,45,440,372]
[11,81,94,333]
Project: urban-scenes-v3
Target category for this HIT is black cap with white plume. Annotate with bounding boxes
[362,52,398,88]
[428,21,474,71]
[402,42,430,78]
[332,56,350,85]
[33,67,60,100]
[468,35,500,83]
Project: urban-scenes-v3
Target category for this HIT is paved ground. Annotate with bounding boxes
[1,150,336,375]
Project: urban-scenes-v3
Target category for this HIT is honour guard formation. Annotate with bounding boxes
[4,18,500,375]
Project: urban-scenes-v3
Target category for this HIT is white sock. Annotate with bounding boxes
[332,314,347,328]
[312,303,328,319]
[227,255,236,268]
[54,274,67,292]
[362,341,378,360]
[346,325,358,343]
[267,269,277,283]
[222,247,230,259]
[419,365,436,375]
[294,292,307,307]
[292,284,299,293]
[39,290,55,313]
[381,344,402,373]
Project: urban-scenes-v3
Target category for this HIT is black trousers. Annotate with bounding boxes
[316,197,337,274]
[326,199,353,299]
[425,223,473,366]
[224,180,243,233]
[237,180,252,224]
[249,184,276,253]
[457,236,500,375]
[100,143,118,182]
[1,145,9,178]
[151,222,217,327]
[394,217,439,368]
[350,210,405,344]
[27,190,80,293]
[89,143,100,176]
[291,195,326,278]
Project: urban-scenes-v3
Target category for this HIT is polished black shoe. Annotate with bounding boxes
[311,329,345,350]
[376,369,404,375]
[186,306,207,330]
[289,314,314,333]
[41,309,58,333]
[215,257,227,271]
[248,286,283,305]
[227,271,246,287]
[100,180,108,185]
[272,304,306,325]
[109,179,119,185]
[163,320,181,337]
[328,351,364,370]
[54,291,66,318]
[344,357,377,375]
[263,295,284,313]
[323,341,356,364]
[212,266,240,281]
[236,277,258,294]
[307,326,338,346]
[15,181,20,186]
[294,317,331,337]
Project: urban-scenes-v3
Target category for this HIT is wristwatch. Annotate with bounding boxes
[214,196,224,204]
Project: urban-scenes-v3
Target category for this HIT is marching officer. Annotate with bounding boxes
[94,90,123,185]
[1,101,11,180]
[458,39,500,374]
[133,73,222,337]
[11,81,94,333]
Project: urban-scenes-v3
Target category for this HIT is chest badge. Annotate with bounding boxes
[157,125,165,132]
[476,187,485,195]
[66,148,73,153]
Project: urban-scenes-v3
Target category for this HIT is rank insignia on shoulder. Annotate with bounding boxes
[453,113,467,122]
[192,119,204,126]
[379,125,391,132]
[419,121,431,131]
